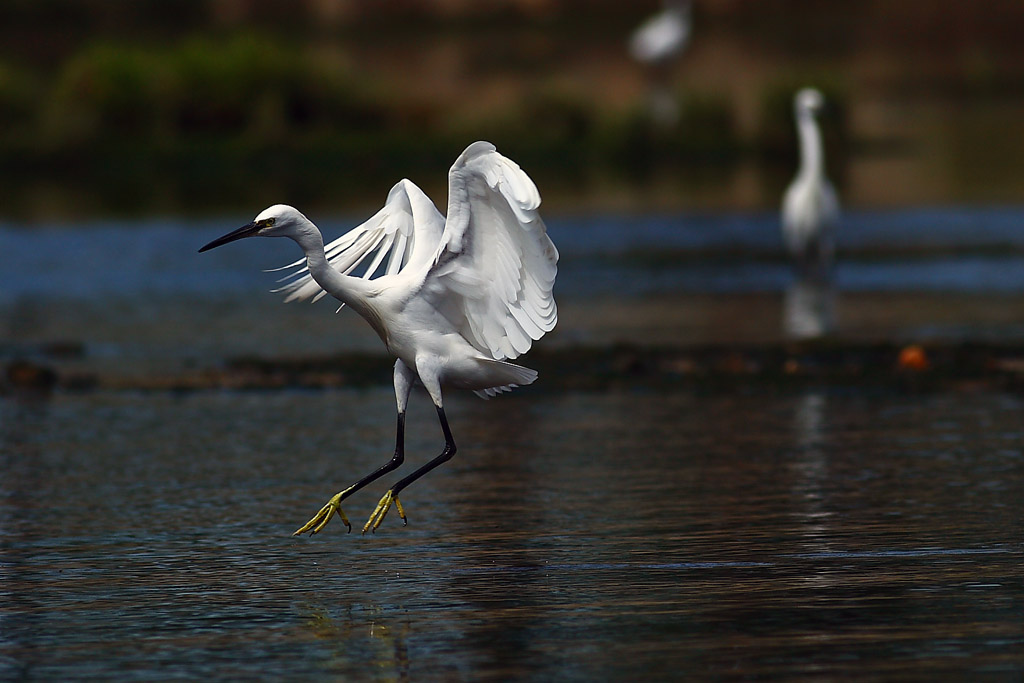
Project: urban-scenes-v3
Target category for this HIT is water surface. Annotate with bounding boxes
[2,207,1024,678]
[2,388,1022,679]
[5,208,1024,381]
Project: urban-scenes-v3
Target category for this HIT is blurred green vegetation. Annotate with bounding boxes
[37,36,387,144]
[0,61,39,137]
[1,0,1021,217]
[0,29,847,217]
[602,93,739,175]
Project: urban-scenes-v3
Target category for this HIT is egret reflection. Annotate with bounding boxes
[783,278,836,340]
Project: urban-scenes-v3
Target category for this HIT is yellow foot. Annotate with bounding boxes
[293,490,352,536]
[362,489,407,534]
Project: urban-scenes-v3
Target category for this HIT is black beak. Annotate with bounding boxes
[198,222,260,253]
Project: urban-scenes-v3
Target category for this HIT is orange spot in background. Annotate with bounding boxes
[898,345,929,371]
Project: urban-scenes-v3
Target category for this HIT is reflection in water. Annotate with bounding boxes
[783,278,836,339]
[789,391,838,562]
[646,85,681,129]
[302,603,411,682]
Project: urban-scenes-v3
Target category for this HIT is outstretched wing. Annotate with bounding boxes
[275,179,445,304]
[424,141,558,361]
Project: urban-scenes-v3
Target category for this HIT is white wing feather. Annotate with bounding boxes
[425,141,559,361]
[275,179,444,304]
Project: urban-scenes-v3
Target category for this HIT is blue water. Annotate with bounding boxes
[4,206,1024,302]
[553,205,1024,253]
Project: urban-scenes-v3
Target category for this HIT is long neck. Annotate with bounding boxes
[796,110,824,181]
[291,219,375,309]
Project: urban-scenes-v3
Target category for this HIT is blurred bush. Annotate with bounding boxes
[0,61,40,139]
[42,35,390,145]
[0,29,844,216]
[45,45,168,143]
[459,81,599,177]
[599,91,738,178]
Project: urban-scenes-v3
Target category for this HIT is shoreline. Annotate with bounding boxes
[7,340,1024,396]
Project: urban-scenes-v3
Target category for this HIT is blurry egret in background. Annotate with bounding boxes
[199,141,558,535]
[630,0,692,127]
[630,0,692,66]
[781,88,840,281]
[781,88,839,338]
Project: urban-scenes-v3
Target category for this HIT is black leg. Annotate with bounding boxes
[363,405,458,532]
[342,411,406,499]
[390,406,457,498]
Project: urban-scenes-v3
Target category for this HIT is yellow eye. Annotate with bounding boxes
[261,217,276,228]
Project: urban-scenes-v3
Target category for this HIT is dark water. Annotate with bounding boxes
[2,388,1023,680]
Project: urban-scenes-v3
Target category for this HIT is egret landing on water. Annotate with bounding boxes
[781,88,840,283]
[199,141,558,535]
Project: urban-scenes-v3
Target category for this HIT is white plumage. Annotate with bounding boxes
[275,140,557,383]
[781,88,840,279]
[199,141,558,535]
[274,178,443,305]
[630,0,692,65]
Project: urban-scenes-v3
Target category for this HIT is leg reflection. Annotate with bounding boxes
[783,278,836,340]
[789,391,837,556]
[301,603,410,682]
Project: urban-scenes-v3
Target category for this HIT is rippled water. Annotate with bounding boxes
[3,388,1022,680]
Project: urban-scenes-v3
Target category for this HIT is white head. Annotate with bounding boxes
[794,88,825,117]
[199,204,314,252]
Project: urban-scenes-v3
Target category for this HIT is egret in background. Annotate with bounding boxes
[781,88,839,338]
[199,141,558,535]
[630,0,692,66]
[781,88,840,282]
[629,0,693,128]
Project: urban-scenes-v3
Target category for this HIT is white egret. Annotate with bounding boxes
[781,88,840,281]
[630,1,692,128]
[199,141,558,535]
[629,0,692,66]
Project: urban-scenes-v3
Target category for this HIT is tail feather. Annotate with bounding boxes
[472,360,538,400]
